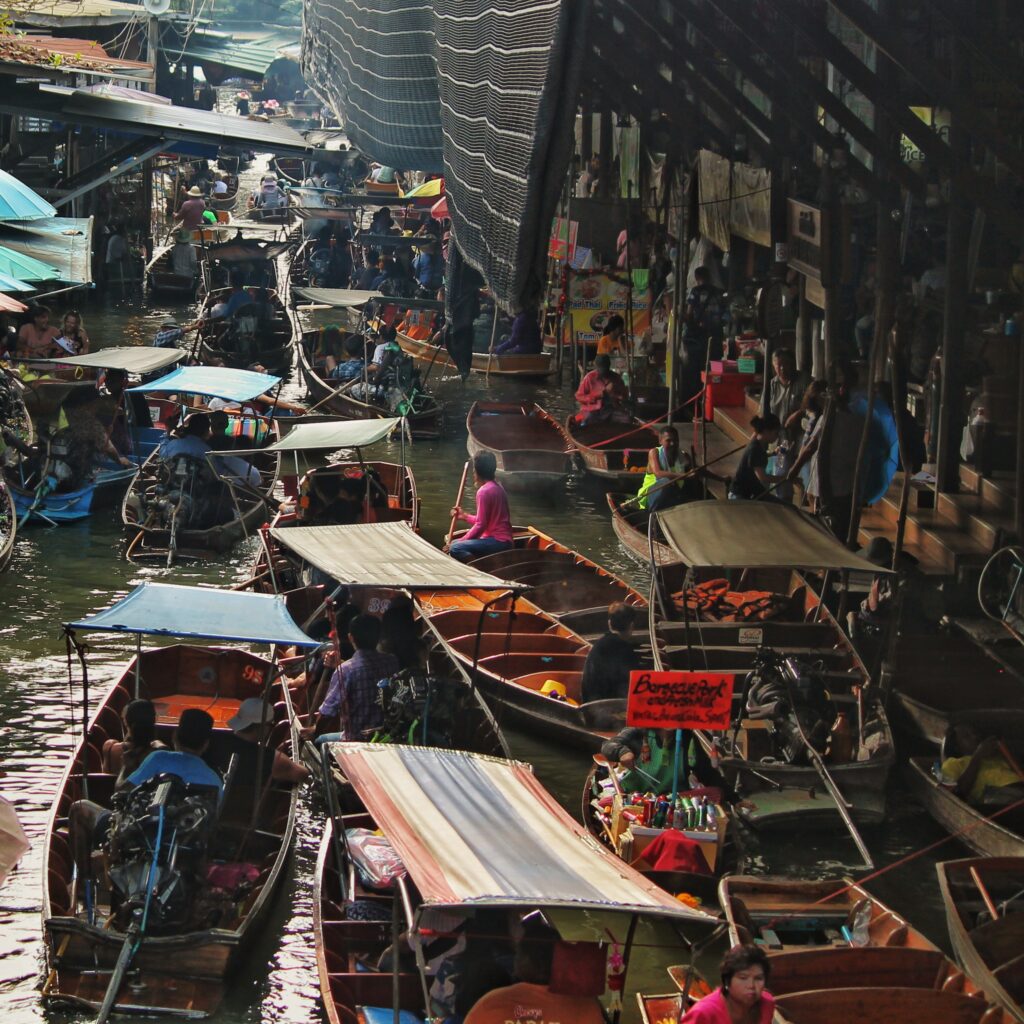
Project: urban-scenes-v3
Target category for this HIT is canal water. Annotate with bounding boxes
[0,231,966,1020]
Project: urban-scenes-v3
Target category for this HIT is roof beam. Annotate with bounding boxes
[54,140,165,207]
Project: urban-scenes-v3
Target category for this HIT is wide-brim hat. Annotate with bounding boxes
[186,186,203,197]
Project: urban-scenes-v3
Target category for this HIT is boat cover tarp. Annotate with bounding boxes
[656,500,892,573]
[67,582,319,646]
[293,287,383,308]
[267,417,399,452]
[301,0,587,312]
[0,216,93,284]
[45,346,185,374]
[128,365,281,402]
[269,521,523,590]
[330,744,712,920]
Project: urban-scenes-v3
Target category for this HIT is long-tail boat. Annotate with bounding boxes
[315,743,712,1024]
[607,491,685,567]
[650,501,896,830]
[42,584,319,1018]
[466,401,572,494]
[197,285,295,375]
[145,245,198,298]
[905,709,1024,858]
[564,414,660,487]
[208,175,240,212]
[396,327,555,378]
[938,857,1024,1022]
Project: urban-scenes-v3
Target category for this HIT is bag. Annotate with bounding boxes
[345,827,406,889]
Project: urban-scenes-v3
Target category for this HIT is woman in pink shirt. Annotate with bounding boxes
[681,945,774,1024]
[448,452,514,562]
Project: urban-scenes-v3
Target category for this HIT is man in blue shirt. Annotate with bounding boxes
[412,239,443,295]
[325,334,367,381]
[210,270,253,321]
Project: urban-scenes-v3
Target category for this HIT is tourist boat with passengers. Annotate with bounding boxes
[938,857,1024,1022]
[640,874,1018,1024]
[197,284,295,375]
[649,501,896,833]
[466,401,572,494]
[120,366,282,565]
[564,415,660,487]
[42,584,319,1019]
[208,174,240,212]
[905,709,1024,858]
[293,287,444,438]
[315,743,712,1024]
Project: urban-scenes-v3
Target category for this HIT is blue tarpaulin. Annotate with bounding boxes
[128,365,282,402]
[67,582,320,646]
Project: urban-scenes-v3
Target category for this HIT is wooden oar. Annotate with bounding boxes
[618,442,745,509]
[970,865,1001,920]
[446,460,470,551]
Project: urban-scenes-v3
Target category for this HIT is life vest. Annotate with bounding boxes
[636,446,687,509]
[674,578,791,622]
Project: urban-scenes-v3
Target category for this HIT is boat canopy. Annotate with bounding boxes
[656,500,892,573]
[331,744,713,921]
[269,521,525,590]
[293,287,383,308]
[264,417,399,452]
[44,346,186,374]
[127,365,281,402]
[66,582,319,646]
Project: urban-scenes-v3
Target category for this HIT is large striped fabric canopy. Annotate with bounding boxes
[330,744,712,922]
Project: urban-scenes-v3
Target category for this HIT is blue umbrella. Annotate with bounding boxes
[0,269,35,293]
[850,393,900,505]
[0,169,57,221]
[0,245,58,283]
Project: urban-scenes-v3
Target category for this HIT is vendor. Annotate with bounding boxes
[681,945,775,1024]
[602,726,719,795]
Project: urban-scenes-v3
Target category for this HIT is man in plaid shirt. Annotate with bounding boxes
[310,615,398,740]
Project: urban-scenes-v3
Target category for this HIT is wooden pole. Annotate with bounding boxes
[483,302,499,381]
[446,460,470,551]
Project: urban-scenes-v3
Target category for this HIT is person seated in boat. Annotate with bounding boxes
[101,699,165,786]
[222,697,309,785]
[302,614,399,742]
[207,409,234,450]
[380,594,425,669]
[463,915,604,1024]
[596,313,626,357]
[377,257,418,300]
[97,368,151,458]
[158,412,261,488]
[413,237,445,296]
[581,602,642,704]
[637,425,695,513]
[494,307,543,356]
[253,174,287,211]
[325,334,366,381]
[602,725,721,795]
[53,309,90,356]
[211,269,254,321]
[448,452,514,562]
[729,414,784,501]
[941,724,1024,808]
[212,172,229,197]
[15,304,61,358]
[170,230,198,280]
[354,247,380,290]
[69,708,222,879]
[370,206,396,234]
[680,944,774,1024]
[574,354,630,427]
[51,389,134,489]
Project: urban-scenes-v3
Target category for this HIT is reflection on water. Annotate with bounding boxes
[0,276,960,1021]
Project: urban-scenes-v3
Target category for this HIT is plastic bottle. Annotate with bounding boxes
[828,712,854,763]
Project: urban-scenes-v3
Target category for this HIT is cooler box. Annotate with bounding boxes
[702,370,761,419]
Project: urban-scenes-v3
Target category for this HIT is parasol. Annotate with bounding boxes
[0,245,60,283]
[0,169,58,221]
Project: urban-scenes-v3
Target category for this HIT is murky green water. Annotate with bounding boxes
[0,202,967,1021]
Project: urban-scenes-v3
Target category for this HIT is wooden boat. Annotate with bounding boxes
[41,648,301,1016]
[296,328,444,439]
[0,476,14,570]
[607,490,686,566]
[315,744,709,1024]
[651,502,896,827]
[396,326,555,378]
[197,286,295,375]
[244,195,293,225]
[465,401,572,493]
[905,710,1024,858]
[938,857,1024,1022]
[145,245,198,298]
[208,175,240,212]
[272,156,306,183]
[564,414,660,487]
[122,411,280,565]
[11,460,136,525]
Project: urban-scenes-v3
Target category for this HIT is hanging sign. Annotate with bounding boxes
[626,671,735,731]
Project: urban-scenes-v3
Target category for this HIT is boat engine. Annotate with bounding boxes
[377,669,457,745]
[741,648,836,764]
[104,775,219,934]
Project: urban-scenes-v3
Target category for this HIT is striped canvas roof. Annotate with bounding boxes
[330,744,712,922]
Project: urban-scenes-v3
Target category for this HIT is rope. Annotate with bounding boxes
[587,386,705,450]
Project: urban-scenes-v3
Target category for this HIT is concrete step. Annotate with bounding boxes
[712,403,752,445]
[858,506,989,575]
[935,491,1015,550]
[856,513,948,575]
[959,463,1016,514]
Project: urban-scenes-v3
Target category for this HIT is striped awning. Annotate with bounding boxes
[330,744,712,922]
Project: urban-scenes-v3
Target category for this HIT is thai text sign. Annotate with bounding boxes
[627,671,735,731]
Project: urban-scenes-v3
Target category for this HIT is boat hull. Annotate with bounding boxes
[564,415,659,488]
[607,491,683,566]
[396,329,554,378]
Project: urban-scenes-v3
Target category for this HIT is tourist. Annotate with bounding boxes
[682,265,723,404]
[449,452,514,562]
[158,412,260,487]
[793,379,826,505]
[306,614,398,740]
[326,334,366,381]
[730,414,784,501]
[212,173,229,197]
[213,269,254,320]
[100,699,165,785]
[354,248,380,290]
[596,313,626,357]
[379,594,424,669]
[463,916,604,1024]
[581,602,642,703]
[637,425,693,512]
[413,237,444,295]
[53,310,90,356]
[494,308,542,356]
[15,305,60,358]
[370,206,396,235]
[574,354,630,426]
[681,945,775,1024]
[224,697,309,784]
[174,187,208,232]
[254,174,287,211]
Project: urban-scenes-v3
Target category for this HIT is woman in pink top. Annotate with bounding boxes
[449,452,514,562]
[681,945,774,1024]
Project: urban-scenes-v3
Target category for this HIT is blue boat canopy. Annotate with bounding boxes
[127,365,282,403]
[67,582,320,646]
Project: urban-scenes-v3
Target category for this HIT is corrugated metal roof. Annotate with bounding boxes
[170,27,299,78]
[0,36,152,81]
[14,0,146,28]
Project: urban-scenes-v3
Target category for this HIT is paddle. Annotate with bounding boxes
[618,442,745,509]
[970,865,1000,921]
[445,459,470,552]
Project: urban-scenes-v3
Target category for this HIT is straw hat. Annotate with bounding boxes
[186,185,203,197]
